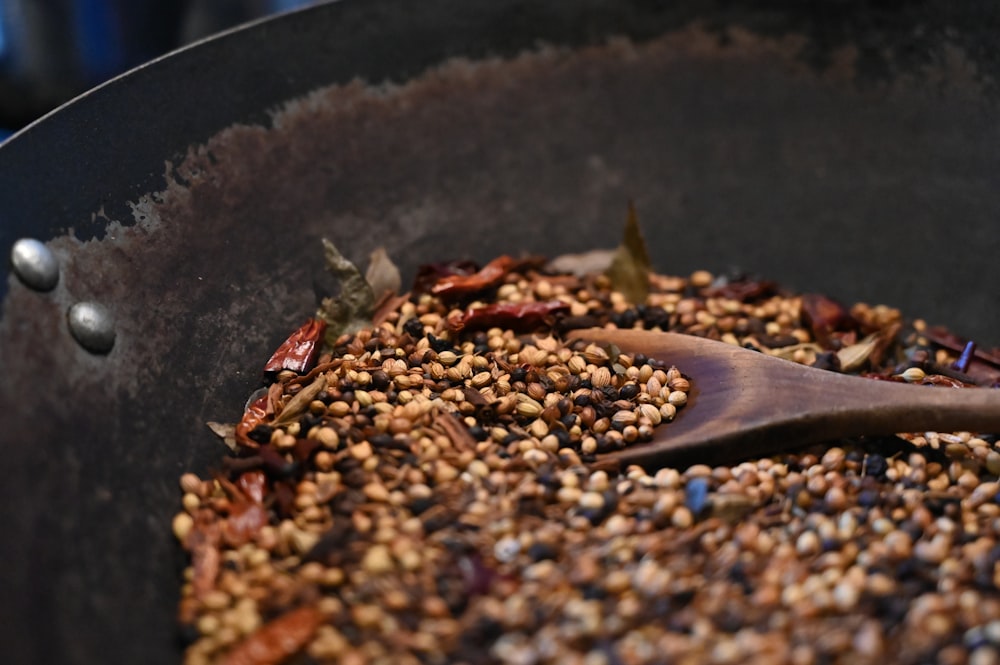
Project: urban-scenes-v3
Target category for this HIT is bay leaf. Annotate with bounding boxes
[316,238,376,343]
[365,246,402,300]
[205,421,238,453]
[605,202,651,305]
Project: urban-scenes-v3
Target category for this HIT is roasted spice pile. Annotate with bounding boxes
[175,247,1000,665]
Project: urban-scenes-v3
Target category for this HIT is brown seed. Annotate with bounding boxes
[667,376,690,392]
[592,418,611,434]
[527,382,547,401]
[612,409,637,426]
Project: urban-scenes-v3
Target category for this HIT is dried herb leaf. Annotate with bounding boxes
[766,342,824,361]
[837,333,879,372]
[206,421,238,453]
[365,246,402,300]
[316,238,376,342]
[605,203,651,304]
[274,375,328,426]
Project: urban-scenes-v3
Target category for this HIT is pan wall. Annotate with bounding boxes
[0,1,998,662]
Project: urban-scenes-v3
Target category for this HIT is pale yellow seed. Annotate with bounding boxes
[591,366,613,388]
[667,391,688,407]
[568,355,587,374]
[638,403,662,425]
[179,473,202,495]
[672,507,694,528]
[172,512,194,542]
[515,396,543,418]
[355,390,373,407]
[182,492,201,514]
[612,410,638,426]
[350,441,374,460]
[363,482,389,503]
[328,401,351,417]
[363,544,394,574]
[315,427,339,449]
[446,365,469,382]
[202,590,230,611]
[529,419,550,439]
[196,614,221,636]
[557,487,582,503]
[524,448,549,465]
[290,528,319,554]
[690,270,713,288]
[471,371,493,388]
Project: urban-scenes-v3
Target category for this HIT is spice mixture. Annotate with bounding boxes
[175,244,1000,665]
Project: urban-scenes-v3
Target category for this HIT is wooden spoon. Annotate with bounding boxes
[570,328,1000,468]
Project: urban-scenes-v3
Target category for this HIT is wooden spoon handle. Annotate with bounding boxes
[800,369,1000,438]
[571,328,1000,467]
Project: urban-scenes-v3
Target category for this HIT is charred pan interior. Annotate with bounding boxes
[0,1,998,662]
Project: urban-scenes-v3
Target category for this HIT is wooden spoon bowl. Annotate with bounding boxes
[570,329,1000,468]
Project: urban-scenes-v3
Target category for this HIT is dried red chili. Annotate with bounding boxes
[800,293,854,343]
[263,318,327,374]
[450,300,569,332]
[430,255,516,300]
[920,374,974,388]
[186,511,221,600]
[212,473,271,547]
[702,279,778,302]
[235,393,270,448]
[221,605,324,665]
[413,259,480,294]
[222,502,269,547]
[236,470,267,504]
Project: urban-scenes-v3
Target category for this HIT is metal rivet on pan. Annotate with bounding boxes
[68,302,116,354]
[10,238,59,291]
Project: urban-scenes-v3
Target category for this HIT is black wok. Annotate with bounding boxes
[1,1,999,662]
